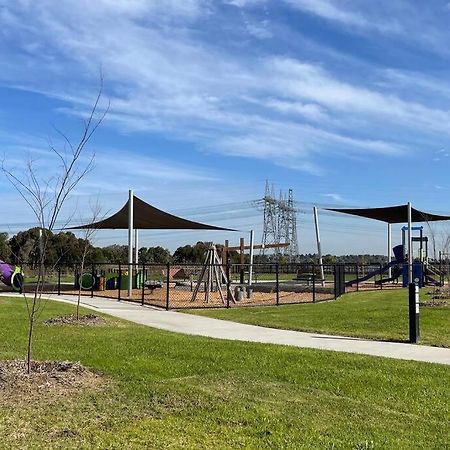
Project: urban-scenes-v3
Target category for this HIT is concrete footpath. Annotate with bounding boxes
[4,293,450,366]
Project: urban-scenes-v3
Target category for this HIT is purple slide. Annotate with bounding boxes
[0,261,23,291]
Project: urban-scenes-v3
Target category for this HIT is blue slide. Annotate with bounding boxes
[346,261,398,287]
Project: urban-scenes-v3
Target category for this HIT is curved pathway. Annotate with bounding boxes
[5,293,450,365]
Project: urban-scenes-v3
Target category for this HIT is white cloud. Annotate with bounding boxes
[1,0,449,178]
[224,0,265,7]
[283,0,402,33]
[323,193,345,202]
[244,19,273,39]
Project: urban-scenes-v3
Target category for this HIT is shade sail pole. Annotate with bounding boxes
[313,207,325,286]
[128,189,134,298]
[387,223,392,279]
[134,229,139,265]
[408,202,412,284]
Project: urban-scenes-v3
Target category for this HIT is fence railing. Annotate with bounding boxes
[10,261,439,310]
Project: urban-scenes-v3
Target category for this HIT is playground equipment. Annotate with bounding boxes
[191,243,235,304]
[346,226,443,288]
[0,261,23,291]
[75,267,145,291]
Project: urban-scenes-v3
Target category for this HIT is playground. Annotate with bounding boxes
[3,197,450,311]
[1,195,450,449]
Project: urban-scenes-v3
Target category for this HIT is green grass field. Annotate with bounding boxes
[0,296,449,449]
[188,289,450,347]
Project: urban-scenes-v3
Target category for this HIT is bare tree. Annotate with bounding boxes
[76,198,104,320]
[1,81,108,374]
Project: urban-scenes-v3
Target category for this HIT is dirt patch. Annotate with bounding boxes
[421,299,450,307]
[424,289,450,307]
[44,314,106,326]
[0,360,104,405]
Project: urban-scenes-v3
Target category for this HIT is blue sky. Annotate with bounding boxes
[1,0,450,255]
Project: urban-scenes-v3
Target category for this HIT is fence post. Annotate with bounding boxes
[379,263,383,290]
[312,263,316,303]
[141,263,145,306]
[226,258,231,309]
[165,262,170,310]
[276,263,280,305]
[118,262,121,302]
[334,265,337,300]
[57,266,61,296]
[91,264,94,298]
[356,263,359,292]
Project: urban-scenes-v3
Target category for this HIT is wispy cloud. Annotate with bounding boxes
[323,193,345,203]
[283,0,402,34]
[0,0,449,178]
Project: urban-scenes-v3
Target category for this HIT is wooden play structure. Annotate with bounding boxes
[191,243,235,304]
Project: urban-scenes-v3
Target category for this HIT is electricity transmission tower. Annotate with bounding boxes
[276,191,288,256]
[286,189,299,259]
[260,181,278,254]
[257,182,299,260]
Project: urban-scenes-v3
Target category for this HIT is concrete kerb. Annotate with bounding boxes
[1,292,449,366]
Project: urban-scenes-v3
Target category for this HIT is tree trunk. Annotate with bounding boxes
[26,312,34,374]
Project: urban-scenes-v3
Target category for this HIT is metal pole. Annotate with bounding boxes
[275,263,280,306]
[313,207,325,286]
[248,230,254,287]
[312,263,316,303]
[134,229,139,265]
[387,223,392,279]
[118,262,121,301]
[91,264,94,298]
[135,228,139,297]
[128,189,134,298]
[379,263,383,290]
[408,283,420,343]
[356,263,359,292]
[226,257,231,309]
[408,202,413,284]
[239,237,245,285]
[141,263,145,306]
[166,262,170,310]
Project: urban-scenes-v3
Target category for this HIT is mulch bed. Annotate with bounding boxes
[44,314,106,326]
[0,360,104,404]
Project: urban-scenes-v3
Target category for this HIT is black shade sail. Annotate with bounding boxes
[326,204,450,224]
[69,195,236,231]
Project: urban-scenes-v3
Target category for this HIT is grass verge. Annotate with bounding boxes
[186,289,450,347]
[0,296,449,449]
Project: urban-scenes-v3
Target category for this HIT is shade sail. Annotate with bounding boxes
[69,195,236,231]
[326,205,450,224]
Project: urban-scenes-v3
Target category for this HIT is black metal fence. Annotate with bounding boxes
[7,261,427,310]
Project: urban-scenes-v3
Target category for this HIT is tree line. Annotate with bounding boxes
[0,228,387,267]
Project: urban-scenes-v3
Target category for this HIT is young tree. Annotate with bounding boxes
[76,199,104,320]
[1,82,108,373]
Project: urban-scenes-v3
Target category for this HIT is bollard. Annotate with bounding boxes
[408,283,420,343]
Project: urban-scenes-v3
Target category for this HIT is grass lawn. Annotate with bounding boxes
[0,297,449,449]
[187,289,450,348]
